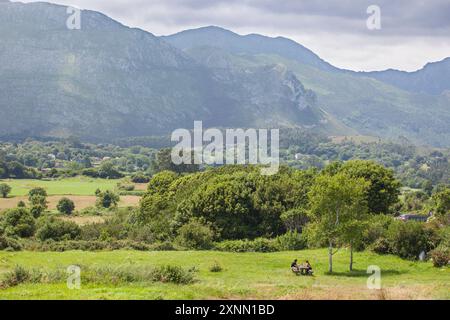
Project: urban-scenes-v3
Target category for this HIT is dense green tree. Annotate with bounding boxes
[153,148,199,174]
[17,200,26,208]
[146,170,178,196]
[338,160,401,214]
[280,208,309,233]
[131,172,150,183]
[36,217,81,241]
[140,166,315,241]
[28,187,47,199]
[96,190,120,209]
[386,221,432,260]
[176,219,215,249]
[57,197,75,215]
[0,183,12,198]
[7,161,25,178]
[307,172,369,272]
[1,208,36,238]
[27,188,48,218]
[432,187,450,215]
[97,161,123,179]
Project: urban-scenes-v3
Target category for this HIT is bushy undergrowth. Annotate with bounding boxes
[0,265,65,289]
[215,238,277,253]
[214,232,306,253]
[21,239,174,252]
[0,264,196,289]
[430,246,449,267]
[209,261,223,272]
[0,235,22,251]
[36,217,81,241]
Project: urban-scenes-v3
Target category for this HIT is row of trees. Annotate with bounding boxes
[137,160,419,272]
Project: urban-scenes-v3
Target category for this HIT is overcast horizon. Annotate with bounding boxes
[12,0,450,72]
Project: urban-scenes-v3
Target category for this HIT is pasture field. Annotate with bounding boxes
[0,249,448,300]
[0,178,144,211]
[0,178,120,197]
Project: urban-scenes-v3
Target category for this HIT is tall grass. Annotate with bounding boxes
[0,264,197,289]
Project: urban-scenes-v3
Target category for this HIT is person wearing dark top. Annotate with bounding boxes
[305,260,313,275]
[291,259,298,268]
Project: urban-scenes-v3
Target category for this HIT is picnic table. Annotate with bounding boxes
[291,265,312,276]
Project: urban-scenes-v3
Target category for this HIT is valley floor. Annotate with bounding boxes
[0,249,448,300]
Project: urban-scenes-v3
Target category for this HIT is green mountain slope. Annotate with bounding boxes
[165,27,450,147]
[359,58,450,95]
[0,2,334,141]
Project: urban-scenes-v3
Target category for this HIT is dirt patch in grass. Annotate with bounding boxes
[279,284,437,300]
[0,195,141,211]
[134,183,148,191]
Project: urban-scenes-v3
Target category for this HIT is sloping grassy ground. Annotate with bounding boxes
[0,249,448,300]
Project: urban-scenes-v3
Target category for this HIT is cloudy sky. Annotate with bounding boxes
[16,0,450,71]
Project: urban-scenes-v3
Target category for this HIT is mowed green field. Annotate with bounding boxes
[0,178,121,196]
[0,249,448,300]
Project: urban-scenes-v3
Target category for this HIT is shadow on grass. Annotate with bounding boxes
[325,269,404,277]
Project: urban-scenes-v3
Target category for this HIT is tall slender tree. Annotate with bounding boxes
[308,172,369,273]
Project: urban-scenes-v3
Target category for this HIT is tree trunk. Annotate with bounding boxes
[349,244,353,271]
[328,242,333,273]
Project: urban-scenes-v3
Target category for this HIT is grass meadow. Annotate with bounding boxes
[0,249,448,300]
[0,178,120,196]
[0,178,142,211]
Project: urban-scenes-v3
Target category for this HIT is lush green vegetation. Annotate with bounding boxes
[0,138,448,300]
[0,250,448,300]
[0,161,448,273]
[1,134,448,191]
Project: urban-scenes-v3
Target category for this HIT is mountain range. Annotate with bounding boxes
[1,1,449,147]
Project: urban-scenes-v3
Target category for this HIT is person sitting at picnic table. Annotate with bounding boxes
[304,260,313,275]
[291,259,299,272]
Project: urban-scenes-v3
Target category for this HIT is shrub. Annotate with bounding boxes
[57,198,75,215]
[117,182,135,192]
[36,217,81,241]
[209,261,223,273]
[370,237,391,255]
[29,193,48,218]
[250,238,277,252]
[274,231,307,251]
[215,238,277,253]
[28,187,47,199]
[128,225,156,244]
[362,215,395,248]
[80,223,102,241]
[96,190,120,209]
[386,221,432,260]
[148,241,176,251]
[0,183,12,198]
[131,174,150,183]
[176,220,214,250]
[0,265,66,289]
[20,239,172,252]
[17,201,26,208]
[1,208,36,238]
[149,265,196,284]
[0,234,22,251]
[79,206,104,216]
[30,204,46,219]
[0,265,30,288]
[430,246,449,267]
